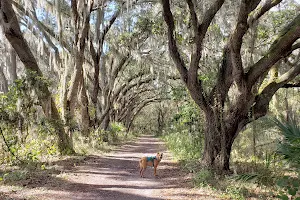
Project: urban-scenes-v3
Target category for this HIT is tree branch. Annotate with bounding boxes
[281,82,300,88]
[188,0,225,80]
[248,0,283,26]
[161,0,188,82]
[228,0,260,89]
[246,14,300,88]
[12,1,72,53]
[253,62,300,118]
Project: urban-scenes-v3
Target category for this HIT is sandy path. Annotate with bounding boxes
[0,135,220,200]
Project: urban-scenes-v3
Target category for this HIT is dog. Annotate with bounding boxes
[139,152,163,178]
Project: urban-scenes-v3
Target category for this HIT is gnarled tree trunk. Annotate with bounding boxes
[162,0,300,172]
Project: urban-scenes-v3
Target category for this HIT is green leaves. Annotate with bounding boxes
[274,118,300,199]
[277,194,289,200]
[235,173,259,182]
[273,118,300,166]
[277,176,289,187]
[276,176,300,199]
[288,188,297,196]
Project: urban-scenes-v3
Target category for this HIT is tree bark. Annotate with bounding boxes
[0,64,8,93]
[9,47,17,82]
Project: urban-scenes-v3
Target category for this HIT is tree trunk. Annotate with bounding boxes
[0,65,8,93]
[61,62,69,123]
[157,105,165,136]
[201,108,236,172]
[9,47,17,82]
[91,61,100,124]
[102,114,110,131]
[284,90,291,121]
[252,122,257,157]
[66,0,92,134]
[79,81,90,135]
[101,114,110,142]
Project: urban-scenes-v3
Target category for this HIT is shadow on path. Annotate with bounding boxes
[0,135,220,200]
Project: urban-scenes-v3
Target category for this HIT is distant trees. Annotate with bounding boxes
[0,0,168,153]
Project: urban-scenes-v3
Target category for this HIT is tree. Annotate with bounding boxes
[161,0,300,172]
[0,0,74,154]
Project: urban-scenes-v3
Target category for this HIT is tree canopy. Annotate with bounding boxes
[0,0,299,173]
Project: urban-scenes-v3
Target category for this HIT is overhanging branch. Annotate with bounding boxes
[248,0,283,26]
[253,63,300,119]
[246,14,300,88]
[161,0,188,82]
[281,82,300,88]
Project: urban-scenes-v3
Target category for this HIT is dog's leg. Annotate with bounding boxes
[141,167,145,178]
[154,166,157,176]
[139,167,143,177]
[139,160,143,177]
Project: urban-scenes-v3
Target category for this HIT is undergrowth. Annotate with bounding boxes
[0,121,138,173]
[162,128,299,200]
[162,130,201,161]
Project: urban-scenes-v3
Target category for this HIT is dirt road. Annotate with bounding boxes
[0,135,220,200]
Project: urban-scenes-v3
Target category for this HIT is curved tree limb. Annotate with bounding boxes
[252,62,300,119]
[161,0,188,82]
[248,0,282,26]
[12,1,72,53]
[246,14,300,88]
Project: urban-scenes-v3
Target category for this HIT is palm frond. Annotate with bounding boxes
[273,117,300,166]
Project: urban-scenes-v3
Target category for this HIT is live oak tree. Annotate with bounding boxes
[0,0,74,154]
[161,0,300,171]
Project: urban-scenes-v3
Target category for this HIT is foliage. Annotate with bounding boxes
[276,176,300,200]
[232,116,278,162]
[273,118,300,167]
[273,117,300,199]
[223,185,248,200]
[110,122,126,142]
[1,170,29,183]
[163,131,201,161]
[0,75,59,164]
[232,164,277,187]
[193,168,215,187]
[73,122,136,155]
[73,129,112,155]
[163,85,204,161]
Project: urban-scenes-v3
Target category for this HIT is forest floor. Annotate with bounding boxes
[0,135,221,200]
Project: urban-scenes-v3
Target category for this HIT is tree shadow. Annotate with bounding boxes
[0,135,208,199]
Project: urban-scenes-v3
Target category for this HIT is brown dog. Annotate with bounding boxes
[139,152,163,178]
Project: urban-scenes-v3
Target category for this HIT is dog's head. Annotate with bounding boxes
[156,152,163,160]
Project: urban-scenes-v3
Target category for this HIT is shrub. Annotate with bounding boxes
[273,117,300,199]
[162,130,202,161]
[193,169,215,187]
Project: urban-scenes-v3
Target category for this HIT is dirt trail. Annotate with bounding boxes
[0,135,220,200]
